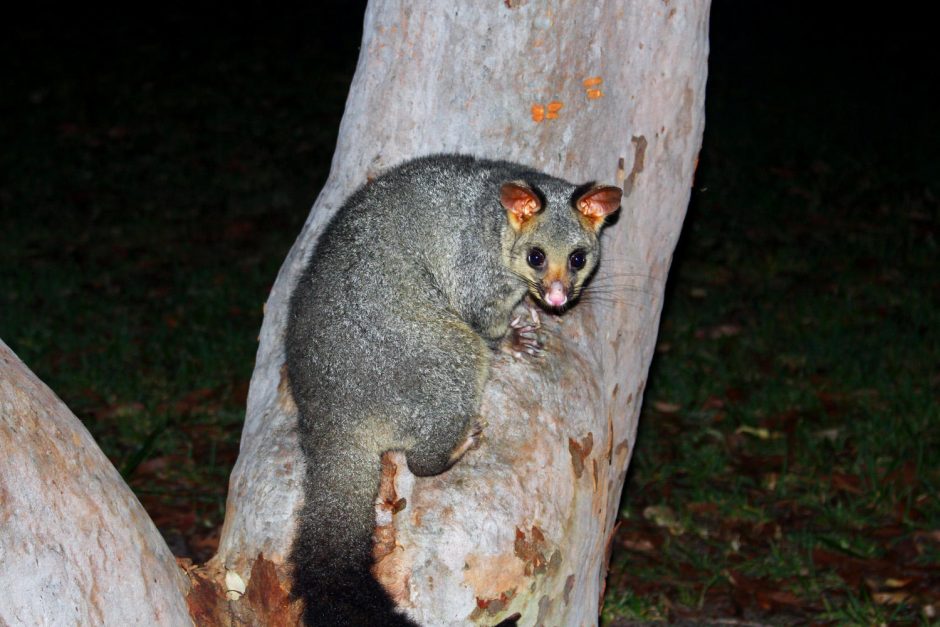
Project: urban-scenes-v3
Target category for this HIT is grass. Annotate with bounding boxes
[2,5,937,623]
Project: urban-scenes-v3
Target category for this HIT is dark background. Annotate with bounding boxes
[2,2,936,623]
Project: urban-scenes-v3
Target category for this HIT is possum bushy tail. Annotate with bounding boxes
[290,441,418,627]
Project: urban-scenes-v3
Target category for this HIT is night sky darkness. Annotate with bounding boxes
[3,2,934,247]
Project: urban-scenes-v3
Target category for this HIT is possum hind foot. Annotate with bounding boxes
[448,418,486,466]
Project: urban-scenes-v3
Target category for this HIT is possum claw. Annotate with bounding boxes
[507,306,544,358]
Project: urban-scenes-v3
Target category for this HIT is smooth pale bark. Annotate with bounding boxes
[0,339,192,626]
[216,2,710,626]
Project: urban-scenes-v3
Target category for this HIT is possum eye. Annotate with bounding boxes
[569,249,587,271]
[527,247,546,269]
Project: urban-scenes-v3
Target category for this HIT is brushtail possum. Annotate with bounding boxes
[286,154,621,626]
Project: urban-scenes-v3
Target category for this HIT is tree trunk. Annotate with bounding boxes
[216,2,709,625]
[0,340,192,626]
[0,2,708,625]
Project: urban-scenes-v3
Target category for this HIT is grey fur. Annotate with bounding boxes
[286,154,618,626]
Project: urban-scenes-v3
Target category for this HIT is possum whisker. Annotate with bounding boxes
[591,271,665,284]
[578,294,648,312]
[583,284,655,297]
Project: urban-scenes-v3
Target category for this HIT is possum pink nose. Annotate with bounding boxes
[545,281,568,307]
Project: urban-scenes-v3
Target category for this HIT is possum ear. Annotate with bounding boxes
[576,185,622,231]
[500,181,542,231]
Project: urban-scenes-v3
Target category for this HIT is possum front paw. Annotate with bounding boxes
[507,305,544,358]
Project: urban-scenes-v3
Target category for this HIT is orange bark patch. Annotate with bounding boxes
[463,552,525,600]
[583,77,604,99]
[184,564,226,627]
[183,555,302,626]
[372,453,413,604]
[514,526,550,576]
[470,593,519,621]
[568,431,594,478]
[244,555,303,626]
[376,453,405,526]
[531,101,563,122]
[530,103,545,122]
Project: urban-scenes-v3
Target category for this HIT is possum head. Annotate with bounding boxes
[500,179,622,310]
